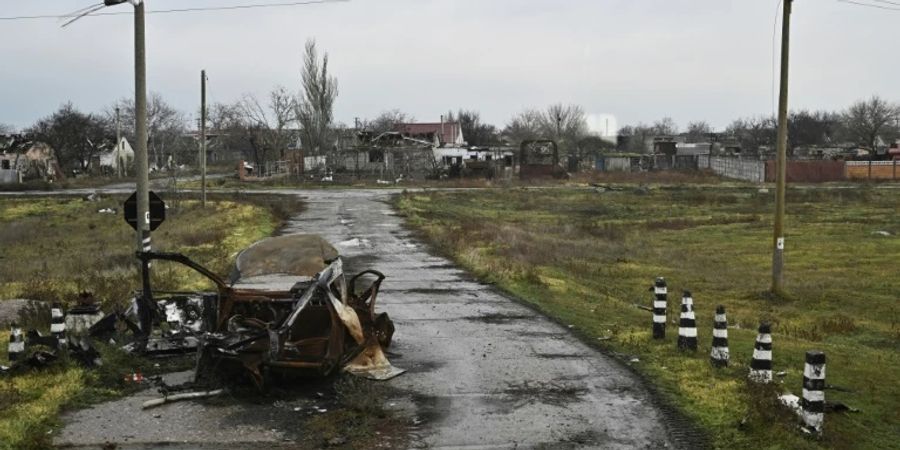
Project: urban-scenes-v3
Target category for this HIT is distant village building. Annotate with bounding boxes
[99,137,135,176]
[0,135,61,184]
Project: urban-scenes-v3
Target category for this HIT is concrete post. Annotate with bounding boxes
[651,277,667,339]
[801,350,826,435]
[710,305,729,367]
[50,303,67,349]
[7,323,25,361]
[677,291,698,351]
[749,322,773,383]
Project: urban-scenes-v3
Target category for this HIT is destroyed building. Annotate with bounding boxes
[0,134,62,184]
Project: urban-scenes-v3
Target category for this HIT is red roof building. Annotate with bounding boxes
[395,121,465,147]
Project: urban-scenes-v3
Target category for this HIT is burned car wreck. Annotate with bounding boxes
[126,234,404,387]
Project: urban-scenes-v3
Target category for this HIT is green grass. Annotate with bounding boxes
[395,184,900,450]
[0,194,290,449]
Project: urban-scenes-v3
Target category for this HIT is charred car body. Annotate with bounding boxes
[126,234,403,387]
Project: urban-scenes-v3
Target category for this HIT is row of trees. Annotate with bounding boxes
[618,96,899,154]
[4,40,338,172]
[6,58,896,171]
[359,96,895,160]
[15,94,194,173]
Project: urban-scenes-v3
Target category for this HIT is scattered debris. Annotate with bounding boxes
[142,389,224,409]
[0,350,58,375]
[872,230,891,237]
[69,336,102,367]
[1,233,403,422]
[97,208,117,214]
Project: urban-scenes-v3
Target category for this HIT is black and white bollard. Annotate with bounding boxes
[749,322,773,383]
[801,351,826,435]
[677,291,698,351]
[652,277,667,339]
[710,305,729,367]
[51,303,67,349]
[7,323,25,362]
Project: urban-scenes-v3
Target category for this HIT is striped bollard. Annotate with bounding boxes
[51,303,67,349]
[143,233,152,268]
[710,305,729,367]
[801,351,826,435]
[749,322,773,383]
[7,323,25,361]
[651,277,667,339]
[677,291,697,351]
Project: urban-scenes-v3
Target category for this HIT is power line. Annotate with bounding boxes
[0,0,348,22]
[868,0,900,6]
[837,0,900,10]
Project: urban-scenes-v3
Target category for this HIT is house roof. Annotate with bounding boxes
[395,122,461,144]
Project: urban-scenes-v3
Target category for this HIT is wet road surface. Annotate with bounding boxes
[53,188,671,449]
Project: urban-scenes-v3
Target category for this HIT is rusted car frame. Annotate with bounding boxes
[131,249,401,387]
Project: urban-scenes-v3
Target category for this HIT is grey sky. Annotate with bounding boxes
[0,0,896,132]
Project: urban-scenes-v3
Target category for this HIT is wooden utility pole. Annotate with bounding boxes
[201,70,207,208]
[771,0,792,294]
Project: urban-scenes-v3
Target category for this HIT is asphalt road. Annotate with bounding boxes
[52,188,673,449]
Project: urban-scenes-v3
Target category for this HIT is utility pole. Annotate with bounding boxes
[134,0,149,252]
[771,0,792,295]
[115,105,122,178]
[132,0,154,342]
[201,69,207,208]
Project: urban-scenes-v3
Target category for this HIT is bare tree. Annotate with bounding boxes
[27,102,111,171]
[113,92,189,168]
[296,39,338,156]
[685,121,712,143]
[503,104,587,153]
[503,109,544,144]
[787,110,840,151]
[237,87,297,168]
[365,109,411,135]
[726,116,777,153]
[456,109,498,146]
[651,117,679,136]
[842,96,900,150]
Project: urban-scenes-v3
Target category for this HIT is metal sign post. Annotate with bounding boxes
[124,190,165,344]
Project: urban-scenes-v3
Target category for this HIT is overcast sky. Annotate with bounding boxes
[0,0,896,133]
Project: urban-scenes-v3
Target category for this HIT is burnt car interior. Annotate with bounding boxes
[125,234,402,389]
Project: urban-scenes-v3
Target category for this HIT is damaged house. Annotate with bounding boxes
[0,134,62,184]
[332,129,439,180]
[98,137,135,176]
[395,120,465,147]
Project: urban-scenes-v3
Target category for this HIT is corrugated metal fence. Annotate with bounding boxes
[698,155,766,183]
[596,155,899,183]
